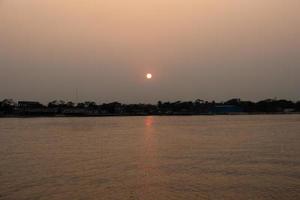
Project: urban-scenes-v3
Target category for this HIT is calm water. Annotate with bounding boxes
[0,115,300,200]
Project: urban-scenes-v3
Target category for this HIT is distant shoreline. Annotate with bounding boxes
[1,98,299,118]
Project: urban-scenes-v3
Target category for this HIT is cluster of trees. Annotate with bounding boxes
[0,99,17,114]
[1,98,300,117]
[157,99,300,114]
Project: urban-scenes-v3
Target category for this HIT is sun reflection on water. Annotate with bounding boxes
[136,116,164,198]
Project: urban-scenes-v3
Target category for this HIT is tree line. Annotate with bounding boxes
[1,98,300,117]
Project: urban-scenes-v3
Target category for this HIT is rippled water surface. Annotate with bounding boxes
[0,115,300,200]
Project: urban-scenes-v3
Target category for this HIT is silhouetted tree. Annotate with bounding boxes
[295,101,300,112]
[101,102,122,114]
[66,101,75,108]
[0,99,16,114]
[48,100,66,108]
[225,98,241,106]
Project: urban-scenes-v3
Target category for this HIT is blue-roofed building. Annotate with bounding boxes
[212,105,243,114]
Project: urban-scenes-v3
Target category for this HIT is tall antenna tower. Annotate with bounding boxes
[75,88,79,103]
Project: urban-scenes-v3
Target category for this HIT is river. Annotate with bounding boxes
[0,115,299,200]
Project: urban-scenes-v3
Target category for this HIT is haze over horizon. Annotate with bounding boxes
[1,0,300,103]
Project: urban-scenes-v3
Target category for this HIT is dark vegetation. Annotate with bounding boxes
[0,98,299,117]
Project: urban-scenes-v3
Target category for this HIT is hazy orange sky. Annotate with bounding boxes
[0,0,299,103]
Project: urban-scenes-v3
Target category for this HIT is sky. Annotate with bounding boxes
[0,0,300,103]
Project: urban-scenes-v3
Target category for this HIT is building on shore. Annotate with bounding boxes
[213,105,243,114]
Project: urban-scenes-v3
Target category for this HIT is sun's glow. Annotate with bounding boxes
[146,73,152,79]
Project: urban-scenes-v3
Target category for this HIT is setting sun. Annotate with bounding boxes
[146,73,152,79]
